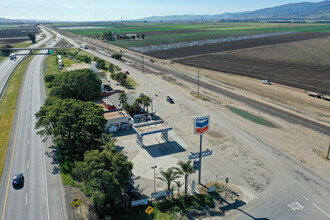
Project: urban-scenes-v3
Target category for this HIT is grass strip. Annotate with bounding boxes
[190,91,210,101]
[0,55,34,182]
[44,54,61,94]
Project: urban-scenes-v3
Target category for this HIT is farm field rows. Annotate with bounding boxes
[177,53,330,94]
[57,22,330,93]
[145,32,330,58]
[57,22,330,48]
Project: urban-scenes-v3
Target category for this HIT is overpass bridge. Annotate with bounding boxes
[0,47,59,54]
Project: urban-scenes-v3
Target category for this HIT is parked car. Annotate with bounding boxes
[12,173,24,187]
[261,80,272,85]
[167,96,174,103]
[125,71,130,75]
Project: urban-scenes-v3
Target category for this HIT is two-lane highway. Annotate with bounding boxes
[0,29,65,220]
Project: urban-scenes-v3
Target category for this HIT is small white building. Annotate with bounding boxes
[104,110,133,132]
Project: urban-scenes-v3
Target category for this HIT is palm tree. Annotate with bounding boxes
[173,160,196,195]
[95,133,116,151]
[174,181,183,196]
[141,95,151,113]
[156,168,180,191]
[119,93,127,106]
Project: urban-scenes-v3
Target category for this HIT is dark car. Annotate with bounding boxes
[167,96,174,103]
[125,71,130,75]
[12,173,24,187]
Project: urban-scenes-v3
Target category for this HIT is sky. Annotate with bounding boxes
[0,0,324,21]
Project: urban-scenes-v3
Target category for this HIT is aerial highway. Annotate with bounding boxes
[0,29,66,220]
[0,27,53,99]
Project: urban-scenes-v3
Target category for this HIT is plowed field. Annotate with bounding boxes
[146,32,330,59]
[177,53,330,94]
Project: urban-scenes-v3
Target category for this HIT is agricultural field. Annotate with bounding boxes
[0,26,39,44]
[57,22,330,93]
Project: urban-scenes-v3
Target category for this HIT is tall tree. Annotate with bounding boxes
[118,93,127,106]
[174,181,183,196]
[73,149,133,218]
[50,69,101,101]
[173,160,196,195]
[141,95,151,112]
[157,168,180,191]
[28,33,36,43]
[35,97,106,162]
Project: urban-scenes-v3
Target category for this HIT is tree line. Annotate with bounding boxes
[37,68,134,218]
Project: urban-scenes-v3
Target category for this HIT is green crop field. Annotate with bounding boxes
[56,22,330,48]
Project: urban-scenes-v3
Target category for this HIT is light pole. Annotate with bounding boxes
[151,166,157,192]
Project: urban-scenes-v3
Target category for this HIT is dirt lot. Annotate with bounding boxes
[146,32,330,59]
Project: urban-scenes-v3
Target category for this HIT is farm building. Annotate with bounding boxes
[126,34,137,38]
[104,109,134,132]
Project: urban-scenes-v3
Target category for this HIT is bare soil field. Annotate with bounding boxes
[0,27,39,44]
[212,36,330,66]
[146,32,330,59]
[177,53,330,94]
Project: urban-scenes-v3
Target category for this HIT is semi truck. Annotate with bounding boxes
[10,53,17,60]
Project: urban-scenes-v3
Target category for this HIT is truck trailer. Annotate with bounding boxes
[10,53,17,60]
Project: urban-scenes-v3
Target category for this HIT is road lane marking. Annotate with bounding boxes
[28,139,30,145]
[288,202,304,211]
[313,203,330,218]
[25,194,28,206]
[1,60,28,220]
[29,123,30,128]
[298,193,309,201]
[27,161,29,169]
[230,204,257,220]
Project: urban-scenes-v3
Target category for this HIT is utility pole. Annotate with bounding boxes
[197,69,200,98]
[198,135,202,184]
[142,56,145,74]
[151,166,157,192]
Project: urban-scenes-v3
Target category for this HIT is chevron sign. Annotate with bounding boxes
[194,115,210,135]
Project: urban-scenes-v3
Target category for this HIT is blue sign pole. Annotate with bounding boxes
[198,135,202,184]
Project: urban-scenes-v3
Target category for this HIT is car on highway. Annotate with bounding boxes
[167,96,174,103]
[261,80,272,85]
[125,71,130,75]
[12,173,24,188]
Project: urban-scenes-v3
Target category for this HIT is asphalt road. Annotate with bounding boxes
[0,29,65,220]
[78,44,330,219]
[0,27,53,99]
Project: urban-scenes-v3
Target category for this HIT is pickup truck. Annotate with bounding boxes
[261,80,272,85]
[167,96,174,103]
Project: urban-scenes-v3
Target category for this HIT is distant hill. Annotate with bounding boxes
[138,1,330,21]
[0,17,41,24]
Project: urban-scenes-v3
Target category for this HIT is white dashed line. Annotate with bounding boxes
[27,161,29,169]
[28,139,30,145]
[25,193,28,206]
[313,203,330,218]
[299,193,309,201]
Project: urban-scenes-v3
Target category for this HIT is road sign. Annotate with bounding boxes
[145,206,154,214]
[209,186,215,192]
[70,198,82,207]
[131,199,148,207]
[194,115,210,135]
[188,149,212,160]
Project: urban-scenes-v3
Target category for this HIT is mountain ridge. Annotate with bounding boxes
[138,1,330,21]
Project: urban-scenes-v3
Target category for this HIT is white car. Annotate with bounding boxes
[261,80,272,85]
